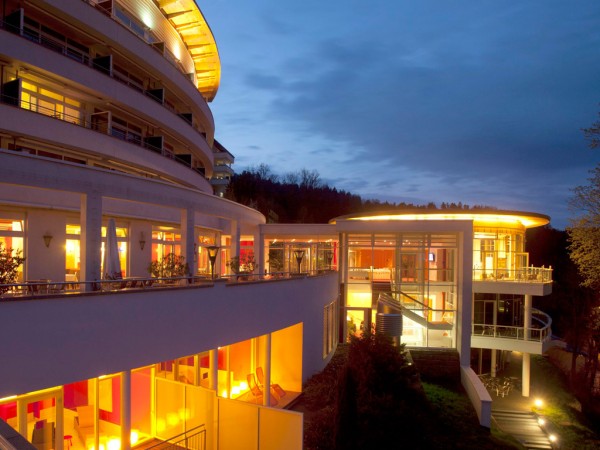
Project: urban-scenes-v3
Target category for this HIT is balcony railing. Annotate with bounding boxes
[0,270,338,300]
[472,309,552,343]
[0,16,198,130]
[472,266,552,283]
[145,425,206,450]
[0,94,198,170]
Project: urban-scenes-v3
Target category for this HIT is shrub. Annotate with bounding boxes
[147,253,189,278]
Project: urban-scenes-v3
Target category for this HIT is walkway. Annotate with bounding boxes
[486,352,554,449]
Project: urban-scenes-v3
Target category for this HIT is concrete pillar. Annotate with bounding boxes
[55,389,64,450]
[254,226,264,275]
[120,371,131,450]
[209,349,218,390]
[80,192,102,291]
[262,334,272,407]
[230,220,240,258]
[524,295,532,340]
[181,207,195,276]
[491,349,497,377]
[522,352,530,397]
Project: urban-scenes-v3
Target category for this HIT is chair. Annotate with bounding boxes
[247,373,278,406]
[256,367,286,400]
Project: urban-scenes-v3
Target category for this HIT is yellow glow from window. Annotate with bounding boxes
[156,419,166,433]
[130,431,139,445]
[66,224,81,235]
[343,212,548,228]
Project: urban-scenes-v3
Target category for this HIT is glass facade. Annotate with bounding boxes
[473,226,527,280]
[345,232,458,348]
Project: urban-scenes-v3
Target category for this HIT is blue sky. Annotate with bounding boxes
[200,1,600,229]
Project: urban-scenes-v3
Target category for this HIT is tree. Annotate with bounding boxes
[566,113,600,406]
[0,243,25,294]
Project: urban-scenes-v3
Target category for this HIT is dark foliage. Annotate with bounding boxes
[225,165,497,223]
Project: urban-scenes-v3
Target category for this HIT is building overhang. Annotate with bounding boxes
[331,210,550,229]
[473,281,553,296]
[158,0,221,101]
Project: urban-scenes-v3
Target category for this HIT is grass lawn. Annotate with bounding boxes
[529,355,600,450]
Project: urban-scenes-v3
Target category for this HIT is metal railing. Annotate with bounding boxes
[0,16,198,129]
[0,270,338,299]
[0,94,196,168]
[472,313,552,343]
[145,425,206,450]
[472,266,552,283]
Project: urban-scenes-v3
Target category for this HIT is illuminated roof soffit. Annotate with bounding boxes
[331,210,550,229]
[158,0,221,101]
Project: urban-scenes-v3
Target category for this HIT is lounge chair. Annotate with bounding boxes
[247,373,278,406]
[256,367,286,400]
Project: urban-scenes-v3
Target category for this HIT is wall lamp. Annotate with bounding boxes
[43,233,53,248]
[139,232,146,251]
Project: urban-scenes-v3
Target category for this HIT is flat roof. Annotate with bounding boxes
[330,209,550,228]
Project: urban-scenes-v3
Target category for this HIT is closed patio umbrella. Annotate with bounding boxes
[103,218,122,280]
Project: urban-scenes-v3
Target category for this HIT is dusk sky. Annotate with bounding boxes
[201,1,600,229]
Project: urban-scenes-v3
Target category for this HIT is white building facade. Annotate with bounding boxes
[0,1,555,449]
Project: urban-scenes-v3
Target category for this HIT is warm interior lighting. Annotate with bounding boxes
[0,395,16,402]
[130,431,139,446]
[549,434,557,442]
[107,437,120,450]
[537,417,545,426]
[534,398,544,408]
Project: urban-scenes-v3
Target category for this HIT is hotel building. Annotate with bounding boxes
[0,1,555,449]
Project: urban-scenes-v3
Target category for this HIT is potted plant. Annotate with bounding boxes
[226,253,256,280]
[148,253,189,283]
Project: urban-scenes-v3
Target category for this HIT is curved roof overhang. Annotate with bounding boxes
[330,209,550,229]
[158,0,221,101]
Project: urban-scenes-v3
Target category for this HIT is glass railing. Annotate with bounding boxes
[472,266,552,283]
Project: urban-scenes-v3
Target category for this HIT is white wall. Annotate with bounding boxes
[0,273,338,397]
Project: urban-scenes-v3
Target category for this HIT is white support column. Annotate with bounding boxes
[254,226,264,275]
[209,349,218,390]
[524,295,532,340]
[55,389,64,450]
[522,352,531,397]
[231,220,240,261]
[262,334,272,407]
[80,192,102,291]
[491,349,497,378]
[120,371,131,450]
[181,207,196,276]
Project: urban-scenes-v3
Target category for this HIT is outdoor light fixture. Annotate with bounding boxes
[293,249,305,274]
[534,398,544,408]
[548,434,557,443]
[537,417,545,426]
[207,245,220,279]
[139,233,146,251]
[325,250,334,269]
[43,233,53,248]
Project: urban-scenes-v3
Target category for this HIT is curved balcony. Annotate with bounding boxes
[0,102,213,192]
[14,0,215,139]
[471,308,554,354]
[0,23,215,175]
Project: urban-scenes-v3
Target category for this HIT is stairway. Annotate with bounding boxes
[492,410,553,449]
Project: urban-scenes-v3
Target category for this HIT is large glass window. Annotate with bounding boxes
[152,227,181,261]
[473,227,526,280]
[66,223,128,281]
[346,232,458,348]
